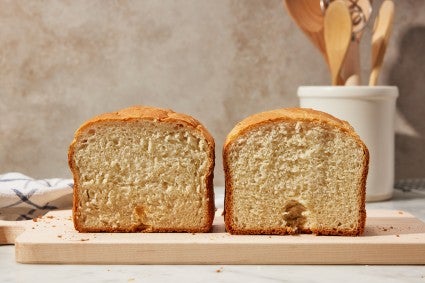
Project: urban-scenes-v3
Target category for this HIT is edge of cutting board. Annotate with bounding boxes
[0,219,31,245]
[5,209,425,265]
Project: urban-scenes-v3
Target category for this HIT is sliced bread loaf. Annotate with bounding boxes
[223,108,368,236]
[68,106,215,232]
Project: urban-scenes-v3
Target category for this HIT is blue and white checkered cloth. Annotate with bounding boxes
[0,172,73,220]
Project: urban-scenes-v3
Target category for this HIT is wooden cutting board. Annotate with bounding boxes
[1,209,425,264]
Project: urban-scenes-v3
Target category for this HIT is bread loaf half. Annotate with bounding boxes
[223,108,368,236]
[68,106,215,233]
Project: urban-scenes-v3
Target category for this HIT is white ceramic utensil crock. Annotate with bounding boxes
[298,86,399,201]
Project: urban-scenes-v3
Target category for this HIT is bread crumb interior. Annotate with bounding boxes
[73,120,211,231]
[227,121,364,234]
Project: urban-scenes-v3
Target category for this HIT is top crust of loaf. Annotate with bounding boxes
[69,105,215,168]
[68,105,215,233]
[223,108,369,236]
[71,105,215,145]
[224,108,355,148]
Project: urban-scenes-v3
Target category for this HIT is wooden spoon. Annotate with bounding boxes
[284,0,327,63]
[369,0,395,86]
[324,0,352,85]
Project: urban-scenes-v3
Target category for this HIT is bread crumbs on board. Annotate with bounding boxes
[377,226,395,232]
[32,217,41,222]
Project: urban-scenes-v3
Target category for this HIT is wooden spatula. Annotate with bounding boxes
[369,0,395,86]
[324,0,352,85]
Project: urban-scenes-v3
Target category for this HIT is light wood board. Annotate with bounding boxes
[1,209,425,264]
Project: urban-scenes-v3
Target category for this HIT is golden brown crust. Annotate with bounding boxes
[224,107,355,148]
[223,107,368,236]
[68,105,215,233]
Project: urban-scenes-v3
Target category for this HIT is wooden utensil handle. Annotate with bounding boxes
[341,40,361,85]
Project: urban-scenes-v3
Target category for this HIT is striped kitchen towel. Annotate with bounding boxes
[0,172,73,221]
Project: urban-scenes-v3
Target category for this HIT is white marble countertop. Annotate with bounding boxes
[1,187,425,283]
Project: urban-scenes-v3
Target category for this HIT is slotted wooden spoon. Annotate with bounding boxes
[369,0,395,86]
[324,0,353,85]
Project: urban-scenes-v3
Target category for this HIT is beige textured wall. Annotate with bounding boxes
[1,0,424,186]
